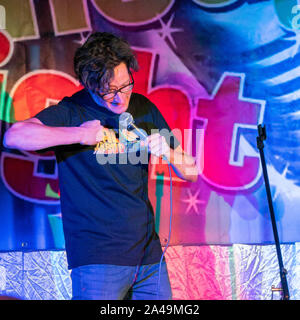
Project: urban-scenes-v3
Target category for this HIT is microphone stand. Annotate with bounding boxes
[256,124,289,300]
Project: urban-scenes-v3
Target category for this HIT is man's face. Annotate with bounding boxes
[99,62,133,114]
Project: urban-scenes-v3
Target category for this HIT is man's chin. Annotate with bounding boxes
[109,105,128,114]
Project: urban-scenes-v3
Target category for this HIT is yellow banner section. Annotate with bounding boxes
[50,0,90,34]
[0,0,37,39]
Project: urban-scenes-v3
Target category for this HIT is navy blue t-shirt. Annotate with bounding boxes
[34,89,179,269]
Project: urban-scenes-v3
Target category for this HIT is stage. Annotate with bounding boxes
[0,244,299,300]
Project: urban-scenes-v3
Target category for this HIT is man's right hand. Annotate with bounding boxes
[79,120,104,145]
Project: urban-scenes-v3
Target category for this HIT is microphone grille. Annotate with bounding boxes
[119,112,133,128]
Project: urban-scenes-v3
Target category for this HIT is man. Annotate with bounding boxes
[4,32,198,300]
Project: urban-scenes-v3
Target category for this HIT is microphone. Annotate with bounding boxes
[119,112,148,140]
[119,112,170,163]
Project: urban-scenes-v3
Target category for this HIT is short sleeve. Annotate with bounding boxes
[150,102,180,150]
[34,97,72,127]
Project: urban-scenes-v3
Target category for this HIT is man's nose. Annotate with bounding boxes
[113,91,125,103]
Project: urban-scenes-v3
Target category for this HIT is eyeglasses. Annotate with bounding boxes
[97,72,134,102]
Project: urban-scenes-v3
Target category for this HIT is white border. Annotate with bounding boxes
[0,4,5,30]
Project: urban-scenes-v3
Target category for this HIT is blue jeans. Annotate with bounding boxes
[71,261,172,300]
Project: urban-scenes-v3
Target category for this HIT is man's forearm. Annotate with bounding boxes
[4,122,84,151]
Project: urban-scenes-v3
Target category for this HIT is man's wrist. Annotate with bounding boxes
[162,146,172,162]
[76,127,86,144]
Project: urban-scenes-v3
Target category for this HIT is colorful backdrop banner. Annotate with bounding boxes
[0,0,299,251]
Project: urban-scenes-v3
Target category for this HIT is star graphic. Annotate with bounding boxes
[74,31,93,46]
[157,14,184,49]
[181,189,205,214]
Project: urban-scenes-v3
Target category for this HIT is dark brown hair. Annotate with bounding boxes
[74,32,139,92]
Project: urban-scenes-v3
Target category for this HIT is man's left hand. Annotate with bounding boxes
[145,133,170,159]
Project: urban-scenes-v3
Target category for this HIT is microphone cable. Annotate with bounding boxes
[156,159,173,300]
[119,112,174,299]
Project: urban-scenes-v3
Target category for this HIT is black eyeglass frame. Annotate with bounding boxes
[96,71,134,102]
